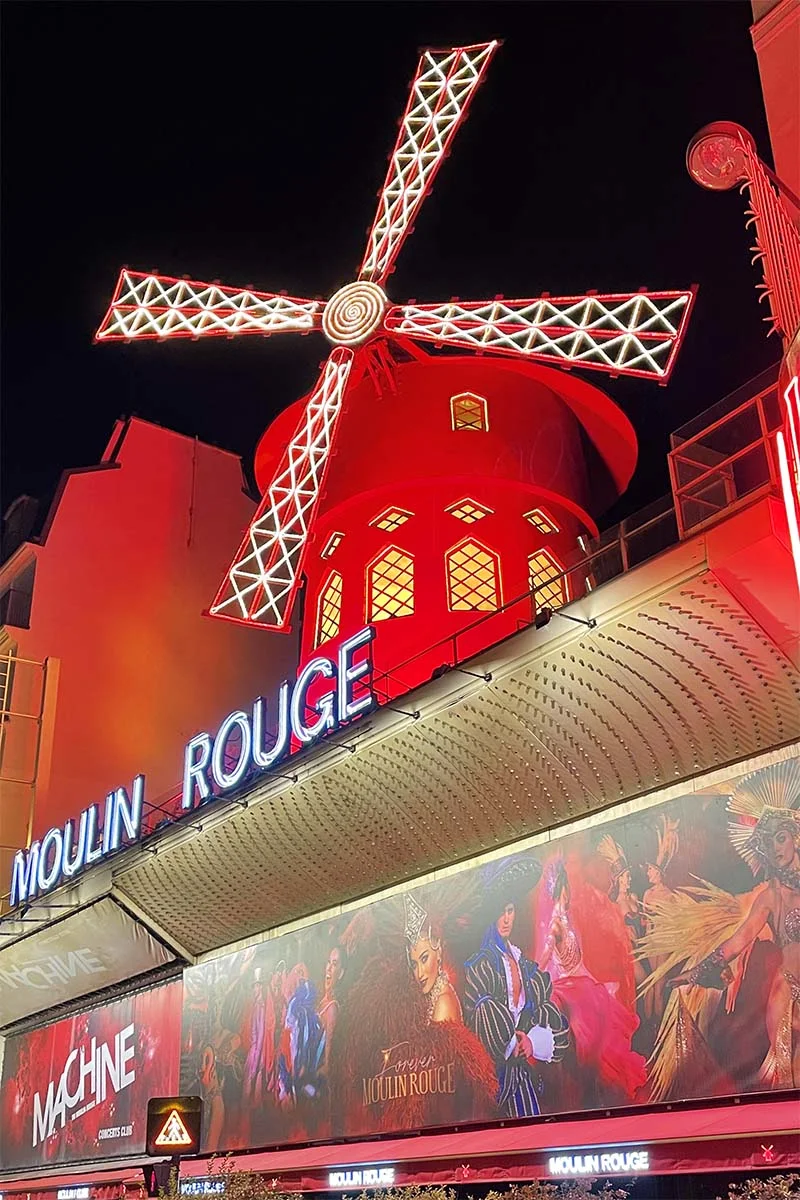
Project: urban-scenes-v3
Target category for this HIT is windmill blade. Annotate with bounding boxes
[96,270,322,341]
[210,348,354,629]
[358,41,497,287]
[385,289,696,381]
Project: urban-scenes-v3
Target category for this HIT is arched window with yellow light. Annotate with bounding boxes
[446,538,501,611]
[450,392,488,431]
[367,546,415,621]
[315,569,343,646]
[528,548,568,608]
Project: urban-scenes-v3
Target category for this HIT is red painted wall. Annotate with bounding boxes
[11,418,297,841]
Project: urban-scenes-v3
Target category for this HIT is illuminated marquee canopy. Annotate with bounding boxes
[96,41,695,635]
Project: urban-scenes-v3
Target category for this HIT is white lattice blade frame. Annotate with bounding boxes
[358,42,497,287]
[210,348,354,629]
[96,270,322,341]
[385,290,695,380]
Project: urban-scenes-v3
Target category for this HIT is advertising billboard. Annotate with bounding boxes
[0,979,181,1169]
[0,897,175,1027]
[179,754,800,1151]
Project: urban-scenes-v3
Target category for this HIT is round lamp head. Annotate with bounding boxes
[686,122,756,191]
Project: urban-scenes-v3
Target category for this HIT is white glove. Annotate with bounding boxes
[529,1023,555,1063]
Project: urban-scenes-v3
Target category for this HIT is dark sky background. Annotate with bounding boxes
[1,0,780,532]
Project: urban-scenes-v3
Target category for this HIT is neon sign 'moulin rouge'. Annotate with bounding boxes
[9,627,375,908]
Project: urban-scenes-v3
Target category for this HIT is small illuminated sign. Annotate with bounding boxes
[8,627,375,908]
[57,1190,91,1200]
[328,1168,395,1189]
[548,1149,649,1176]
[154,1109,194,1148]
[180,1183,225,1196]
[146,1095,202,1157]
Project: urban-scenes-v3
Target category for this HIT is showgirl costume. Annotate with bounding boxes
[329,890,498,1137]
[640,760,800,1097]
[540,859,647,1101]
[463,855,569,1118]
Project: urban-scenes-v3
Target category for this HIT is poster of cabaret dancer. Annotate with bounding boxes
[179,755,800,1151]
[0,981,181,1170]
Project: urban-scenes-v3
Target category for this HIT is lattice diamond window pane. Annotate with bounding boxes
[316,571,343,645]
[524,508,559,535]
[371,507,413,532]
[451,392,488,431]
[369,548,414,620]
[529,550,566,607]
[447,540,500,610]
[447,498,492,523]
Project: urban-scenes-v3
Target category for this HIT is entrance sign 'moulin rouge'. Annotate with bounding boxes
[8,626,375,908]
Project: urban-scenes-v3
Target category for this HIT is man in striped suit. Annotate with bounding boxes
[464,854,569,1117]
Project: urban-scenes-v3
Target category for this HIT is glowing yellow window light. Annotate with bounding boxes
[371,506,413,532]
[446,497,493,523]
[450,392,488,431]
[523,507,559,535]
[446,539,500,610]
[369,547,414,620]
[321,531,344,558]
[528,549,567,608]
[315,570,343,645]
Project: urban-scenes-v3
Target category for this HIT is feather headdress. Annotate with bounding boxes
[654,816,680,871]
[637,877,751,1100]
[544,855,568,900]
[727,760,800,875]
[596,834,628,880]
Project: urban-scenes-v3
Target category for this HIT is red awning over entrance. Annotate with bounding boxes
[176,1098,799,1187]
[2,1098,798,1195]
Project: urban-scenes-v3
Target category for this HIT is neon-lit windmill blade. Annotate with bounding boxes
[96,38,696,633]
[96,271,323,340]
[384,290,696,381]
[214,348,354,626]
[358,41,498,285]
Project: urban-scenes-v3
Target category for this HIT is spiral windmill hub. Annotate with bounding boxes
[323,281,388,346]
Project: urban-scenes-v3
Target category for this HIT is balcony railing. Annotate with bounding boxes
[371,497,681,701]
[668,375,782,539]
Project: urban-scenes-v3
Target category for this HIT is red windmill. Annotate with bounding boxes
[97,41,695,695]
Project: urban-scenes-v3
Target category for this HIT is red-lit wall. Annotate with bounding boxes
[9,418,298,841]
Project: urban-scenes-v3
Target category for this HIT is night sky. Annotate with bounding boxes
[1,1,780,530]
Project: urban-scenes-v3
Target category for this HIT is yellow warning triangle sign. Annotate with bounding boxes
[154,1108,194,1148]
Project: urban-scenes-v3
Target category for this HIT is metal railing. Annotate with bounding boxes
[372,497,679,701]
[668,377,782,539]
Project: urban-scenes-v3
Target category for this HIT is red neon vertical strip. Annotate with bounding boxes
[778,374,800,594]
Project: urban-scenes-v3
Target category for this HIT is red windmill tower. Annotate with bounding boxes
[97,41,695,697]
